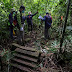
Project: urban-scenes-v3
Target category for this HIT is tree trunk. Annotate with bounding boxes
[60,0,71,53]
[0,56,3,71]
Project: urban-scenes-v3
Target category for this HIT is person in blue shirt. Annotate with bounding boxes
[42,12,52,39]
[9,8,15,39]
[27,11,38,31]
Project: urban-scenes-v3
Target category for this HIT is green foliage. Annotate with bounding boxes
[48,47,57,53]
[35,40,41,50]
[0,1,72,72]
[0,0,71,34]
[1,49,15,63]
[0,0,71,47]
[51,40,60,48]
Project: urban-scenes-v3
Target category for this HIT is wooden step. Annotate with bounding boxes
[12,43,36,52]
[15,48,39,58]
[14,53,37,63]
[11,58,36,69]
[11,63,36,72]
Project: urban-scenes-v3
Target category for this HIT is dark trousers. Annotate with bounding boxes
[28,24,33,31]
[9,28,13,39]
[44,27,50,39]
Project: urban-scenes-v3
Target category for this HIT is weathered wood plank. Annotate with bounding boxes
[12,43,37,52]
[11,58,36,68]
[14,53,37,63]
[15,48,39,58]
[11,63,36,72]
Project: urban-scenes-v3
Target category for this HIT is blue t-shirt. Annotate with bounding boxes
[42,15,52,28]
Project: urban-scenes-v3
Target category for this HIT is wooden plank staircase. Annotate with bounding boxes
[10,43,40,72]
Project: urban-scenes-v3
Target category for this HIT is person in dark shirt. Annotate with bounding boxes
[27,11,38,31]
[9,8,15,39]
[42,12,52,39]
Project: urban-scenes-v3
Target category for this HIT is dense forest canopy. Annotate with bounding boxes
[0,0,72,72]
[0,0,72,27]
[0,0,72,46]
[0,0,72,49]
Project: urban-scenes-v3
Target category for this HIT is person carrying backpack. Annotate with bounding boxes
[27,11,38,31]
[42,12,52,39]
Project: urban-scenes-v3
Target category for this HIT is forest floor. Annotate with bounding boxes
[19,28,70,72]
[0,27,71,72]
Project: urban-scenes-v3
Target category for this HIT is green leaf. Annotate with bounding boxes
[7,0,10,3]
[3,0,6,3]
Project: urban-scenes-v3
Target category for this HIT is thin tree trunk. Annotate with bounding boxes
[60,0,71,53]
[0,56,3,71]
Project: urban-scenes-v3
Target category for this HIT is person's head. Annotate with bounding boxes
[46,12,49,16]
[11,8,15,14]
[19,5,25,13]
[28,11,31,15]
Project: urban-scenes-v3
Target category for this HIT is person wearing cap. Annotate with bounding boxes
[9,8,15,39]
[42,12,52,39]
[27,11,38,31]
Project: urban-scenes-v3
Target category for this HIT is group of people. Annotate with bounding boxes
[9,5,52,40]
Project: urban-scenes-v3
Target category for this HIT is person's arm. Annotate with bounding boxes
[32,11,38,17]
[25,16,27,19]
[42,16,46,21]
